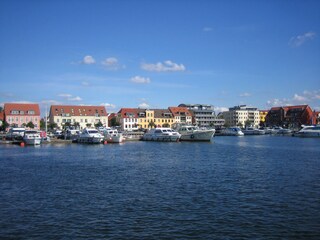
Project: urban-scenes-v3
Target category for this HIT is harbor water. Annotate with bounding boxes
[0,136,319,239]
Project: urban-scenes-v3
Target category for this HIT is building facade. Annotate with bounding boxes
[49,105,108,129]
[265,105,315,128]
[118,108,139,131]
[4,103,41,129]
[179,103,225,127]
[168,107,192,125]
[259,110,269,125]
[221,105,260,127]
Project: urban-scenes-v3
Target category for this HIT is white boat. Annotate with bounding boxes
[76,128,104,144]
[100,127,124,143]
[242,127,265,135]
[23,130,42,145]
[221,127,244,136]
[175,125,215,141]
[6,128,25,141]
[294,125,320,138]
[142,128,181,142]
[271,127,292,135]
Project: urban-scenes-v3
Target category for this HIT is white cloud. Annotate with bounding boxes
[69,96,82,101]
[58,93,82,101]
[100,103,116,109]
[130,76,151,84]
[81,81,89,86]
[289,31,316,47]
[101,57,124,70]
[82,55,96,64]
[239,92,251,97]
[214,106,229,113]
[266,90,320,107]
[58,93,72,98]
[138,103,150,109]
[141,60,186,72]
[293,94,307,102]
[203,27,213,32]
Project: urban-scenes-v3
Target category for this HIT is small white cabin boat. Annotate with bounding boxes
[100,127,124,143]
[23,130,41,145]
[294,125,320,138]
[242,127,265,135]
[142,128,181,142]
[76,128,104,144]
[175,125,215,141]
[221,127,244,136]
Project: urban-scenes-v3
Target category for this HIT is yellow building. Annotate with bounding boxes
[259,110,269,124]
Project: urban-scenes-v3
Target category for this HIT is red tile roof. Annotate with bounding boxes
[118,108,140,118]
[0,111,4,121]
[168,107,192,117]
[50,105,107,117]
[4,103,40,116]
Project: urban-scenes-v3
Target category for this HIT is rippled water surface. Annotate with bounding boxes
[1,136,319,239]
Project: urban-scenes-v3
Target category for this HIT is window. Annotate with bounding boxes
[11,110,19,114]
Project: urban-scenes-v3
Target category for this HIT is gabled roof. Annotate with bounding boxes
[50,105,107,117]
[4,103,40,116]
[154,109,173,118]
[168,107,192,117]
[118,108,139,118]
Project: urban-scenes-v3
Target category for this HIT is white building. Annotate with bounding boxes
[49,105,108,129]
[221,105,260,127]
[179,103,225,127]
[118,108,139,131]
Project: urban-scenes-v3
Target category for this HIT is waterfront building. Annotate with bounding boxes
[314,111,320,125]
[0,110,4,126]
[179,103,225,128]
[266,105,315,128]
[153,109,175,128]
[4,103,40,129]
[168,107,192,125]
[49,105,108,130]
[221,105,260,127]
[259,110,269,125]
[118,108,139,131]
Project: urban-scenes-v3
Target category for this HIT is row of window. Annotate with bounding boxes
[56,118,106,123]
[7,117,38,122]
[10,110,35,115]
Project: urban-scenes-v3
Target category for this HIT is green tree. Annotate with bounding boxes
[40,118,46,130]
[110,117,120,127]
[244,120,252,128]
[63,122,71,130]
[86,123,92,128]
[0,121,9,131]
[73,122,80,129]
[94,121,103,128]
[148,121,156,128]
[49,122,58,130]
[26,121,35,129]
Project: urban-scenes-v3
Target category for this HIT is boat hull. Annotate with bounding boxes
[77,137,103,144]
[24,138,41,145]
[142,135,180,142]
[180,130,215,141]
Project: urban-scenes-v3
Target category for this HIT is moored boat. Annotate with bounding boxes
[23,130,42,145]
[294,125,320,138]
[100,127,124,143]
[242,127,265,135]
[142,128,181,142]
[221,127,244,136]
[175,125,215,141]
[76,128,104,144]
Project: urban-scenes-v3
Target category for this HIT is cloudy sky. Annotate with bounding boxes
[0,0,319,115]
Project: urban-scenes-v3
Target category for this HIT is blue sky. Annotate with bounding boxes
[1,0,319,115]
